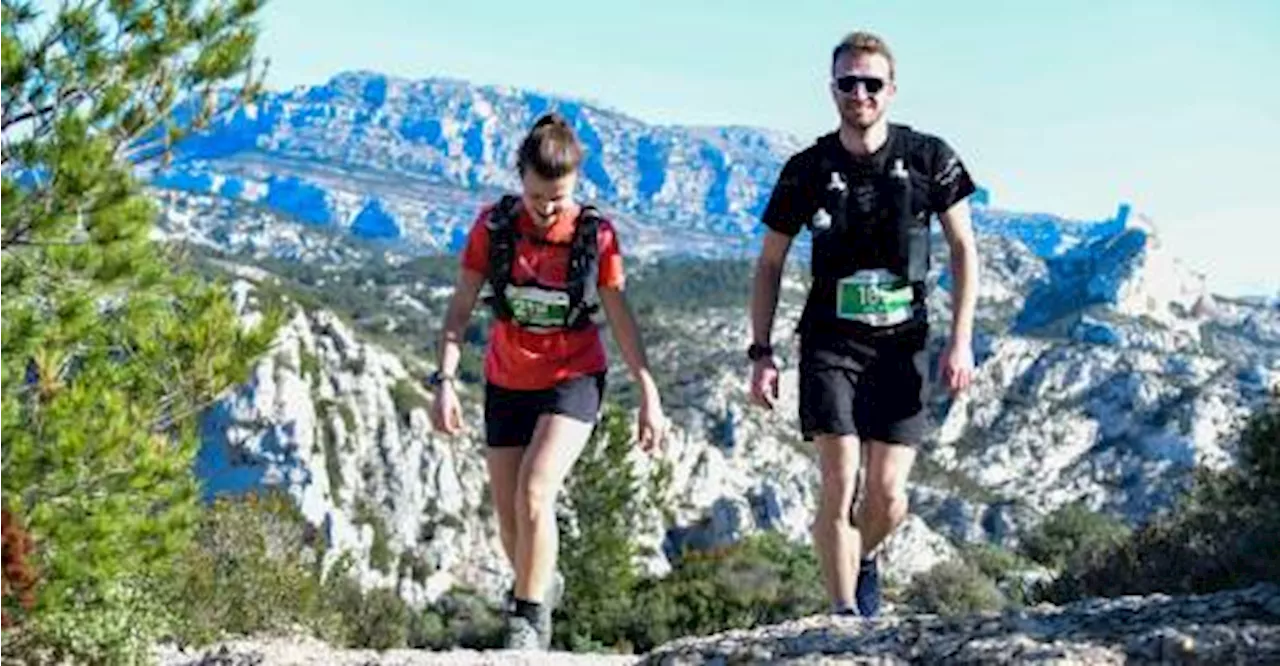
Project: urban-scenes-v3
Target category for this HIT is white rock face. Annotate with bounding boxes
[200,304,508,604]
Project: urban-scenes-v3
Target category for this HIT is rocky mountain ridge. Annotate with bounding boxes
[146,69,1150,269]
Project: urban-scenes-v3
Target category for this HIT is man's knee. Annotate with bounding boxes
[812,434,862,529]
[865,477,909,526]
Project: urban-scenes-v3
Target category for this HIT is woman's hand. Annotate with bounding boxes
[637,384,667,453]
[430,380,465,435]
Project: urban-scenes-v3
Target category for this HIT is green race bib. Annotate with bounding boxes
[507,286,571,329]
[837,270,914,327]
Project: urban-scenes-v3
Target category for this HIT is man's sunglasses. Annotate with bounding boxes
[834,75,887,95]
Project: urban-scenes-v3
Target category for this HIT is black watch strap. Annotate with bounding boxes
[427,370,457,387]
[747,343,773,361]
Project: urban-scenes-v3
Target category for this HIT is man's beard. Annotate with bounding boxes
[842,104,883,130]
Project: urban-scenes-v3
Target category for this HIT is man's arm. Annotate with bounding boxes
[938,199,979,347]
[750,229,794,348]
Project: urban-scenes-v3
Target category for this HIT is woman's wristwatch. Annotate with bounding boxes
[426,370,457,387]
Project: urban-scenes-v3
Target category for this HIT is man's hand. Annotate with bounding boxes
[750,357,781,410]
[939,339,974,395]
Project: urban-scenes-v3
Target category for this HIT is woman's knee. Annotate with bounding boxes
[515,474,555,525]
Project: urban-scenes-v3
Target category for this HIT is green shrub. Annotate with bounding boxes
[5,578,171,666]
[1,2,275,662]
[904,559,1005,616]
[1041,391,1280,603]
[408,587,506,650]
[343,587,411,651]
[1018,501,1130,570]
[164,490,341,648]
[624,531,826,652]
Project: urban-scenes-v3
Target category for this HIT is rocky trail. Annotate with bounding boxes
[156,584,1280,666]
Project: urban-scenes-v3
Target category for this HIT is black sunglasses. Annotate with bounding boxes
[834,75,886,95]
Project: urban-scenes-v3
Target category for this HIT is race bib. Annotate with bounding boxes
[836,270,913,327]
[507,286,571,329]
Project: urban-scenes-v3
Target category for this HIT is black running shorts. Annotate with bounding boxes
[798,329,931,445]
[483,373,606,448]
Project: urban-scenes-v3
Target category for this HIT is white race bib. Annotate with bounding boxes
[836,269,914,327]
[507,286,571,329]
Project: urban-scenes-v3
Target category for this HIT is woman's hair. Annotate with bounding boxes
[517,113,583,179]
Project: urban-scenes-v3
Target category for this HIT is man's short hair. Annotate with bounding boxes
[831,31,896,80]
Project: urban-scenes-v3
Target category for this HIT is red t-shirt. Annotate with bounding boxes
[460,202,626,391]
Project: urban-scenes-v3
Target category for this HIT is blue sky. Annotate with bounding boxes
[258,1,1271,295]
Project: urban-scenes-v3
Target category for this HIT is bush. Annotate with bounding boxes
[164,490,342,648]
[5,577,172,666]
[550,401,829,654]
[624,532,826,652]
[1041,391,1280,603]
[1018,501,1130,571]
[904,559,1005,616]
[342,587,410,651]
[408,588,506,650]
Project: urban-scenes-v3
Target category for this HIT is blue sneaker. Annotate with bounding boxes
[855,555,881,617]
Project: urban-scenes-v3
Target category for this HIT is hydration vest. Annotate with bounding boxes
[802,124,935,335]
[483,194,601,331]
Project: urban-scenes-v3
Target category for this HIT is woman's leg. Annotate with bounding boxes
[485,447,524,569]
[512,412,594,603]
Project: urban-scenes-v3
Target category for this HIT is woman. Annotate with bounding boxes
[428,113,667,650]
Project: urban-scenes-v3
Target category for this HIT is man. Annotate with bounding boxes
[747,30,979,617]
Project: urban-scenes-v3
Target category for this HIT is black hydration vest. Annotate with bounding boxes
[801,124,935,337]
[483,194,601,330]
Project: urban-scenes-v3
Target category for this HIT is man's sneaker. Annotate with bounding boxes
[855,555,882,617]
[831,604,859,617]
[504,614,541,651]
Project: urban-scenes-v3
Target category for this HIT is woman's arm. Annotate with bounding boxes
[436,267,487,377]
[598,285,666,450]
[598,286,657,391]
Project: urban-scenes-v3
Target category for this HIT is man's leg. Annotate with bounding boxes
[851,342,928,616]
[854,441,917,554]
[812,434,862,613]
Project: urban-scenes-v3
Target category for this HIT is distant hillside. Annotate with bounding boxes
[146,70,1132,266]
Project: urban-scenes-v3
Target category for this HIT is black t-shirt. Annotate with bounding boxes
[761,124,977,343]
[762,124,976,238]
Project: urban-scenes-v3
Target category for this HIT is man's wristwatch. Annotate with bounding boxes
[426,370,457,387]
[746,343,773,362]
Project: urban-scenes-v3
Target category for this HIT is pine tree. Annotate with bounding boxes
[1,0,279,654]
